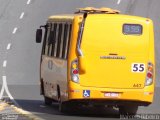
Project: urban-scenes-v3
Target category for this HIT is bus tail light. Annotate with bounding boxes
[71,59,79,83]
[73,69,79,74]
[145,62,154,86]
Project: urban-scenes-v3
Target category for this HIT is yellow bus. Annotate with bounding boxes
[36,7,155,115]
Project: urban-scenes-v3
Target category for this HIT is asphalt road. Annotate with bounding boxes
[0,0,160,120]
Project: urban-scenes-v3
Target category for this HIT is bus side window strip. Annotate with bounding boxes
[62,23,68,59]
[56,23,63,58]
[54,23,59,57]
[48,24,53,56]
[51,23,57,57]
[66,24,72,59]
[64,23,70,59]
[42,24,49,55]
[45,24,51,55]
[59,23,65,59]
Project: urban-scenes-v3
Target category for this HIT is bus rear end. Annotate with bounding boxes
[69,14,155,114]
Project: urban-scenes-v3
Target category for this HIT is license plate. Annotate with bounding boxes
[104,92,119,97]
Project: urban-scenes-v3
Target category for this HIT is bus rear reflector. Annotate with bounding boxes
[71,59,79,83]
[147,72,152,78]
[145,62,154,86]
[73,69,79,74]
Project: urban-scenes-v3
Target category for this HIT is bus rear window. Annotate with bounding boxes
[123,24,142,35]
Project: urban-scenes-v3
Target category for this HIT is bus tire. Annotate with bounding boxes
[44,97,52,105]
[59,101,68,113]
[57,86,64,112]
[119,105,138,115]
[40,79,44,95]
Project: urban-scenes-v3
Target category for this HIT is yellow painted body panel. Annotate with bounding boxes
[67,14,155,104]
[80,14,150,89]
[68,81,154,103]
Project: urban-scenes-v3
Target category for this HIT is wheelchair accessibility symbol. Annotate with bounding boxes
[83,90,90,97]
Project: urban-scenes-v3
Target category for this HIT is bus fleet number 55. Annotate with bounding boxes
[132,63,145,73]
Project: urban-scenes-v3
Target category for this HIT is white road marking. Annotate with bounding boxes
[7,43,11,50]
[0,83,4,99]
[3,60,7,67]
[0,76,19,107]
[2,76,13,99]
[117,0,121,4]
[19,12,25,19]
[27,0,31,4]
[12,27,18,34]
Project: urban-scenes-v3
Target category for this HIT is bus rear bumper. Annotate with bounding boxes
[68,83,154,106]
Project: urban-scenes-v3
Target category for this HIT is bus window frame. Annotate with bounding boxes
[44,21,72,60]
[56,23,63,58]
[42,23,52,56]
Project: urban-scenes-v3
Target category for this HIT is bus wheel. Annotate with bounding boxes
[119,105,138,115]
[40,79,44,95]
[44,97,52,105]
[59,100,68,113]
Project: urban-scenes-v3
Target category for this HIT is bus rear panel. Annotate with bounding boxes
[68,14,155,106]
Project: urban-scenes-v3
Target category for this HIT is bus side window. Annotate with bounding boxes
[67,24,72,59]
[42,24,50,55]
[53,23,59,57]
[47,22,72,59]
[56,23,63,58]
[62,23,68,59]
[47,24,53,56]
[44,24,52,55]
[50,23,57,57]
[62,23,72,59]
[59,24,65,58]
